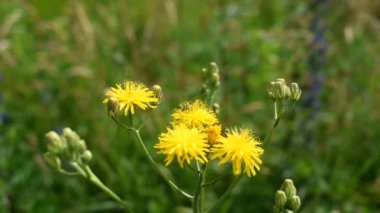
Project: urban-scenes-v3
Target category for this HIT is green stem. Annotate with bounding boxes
[111,116,193,199]
[128,113,134,126]
[274,101,278,120]
[204,175,242,213]
[71,163,133,212]
[132,129,193,200]
[111,116,135,131]
[193,163,204,213]
[58,169,81,176]
[263,117,280,144]
[199,166,207,212]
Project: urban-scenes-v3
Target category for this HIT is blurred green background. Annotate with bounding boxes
[1,0,380,212]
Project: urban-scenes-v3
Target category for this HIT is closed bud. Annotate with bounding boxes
[281,179,297,199]
[275,190,287,208]
[81,150,92,164]
[290,83,302,101]
[44,152,61,170]
[45,131,64,153]
[152,85,163,104]
[210,62,219,74]
[107,97,119,116]
[63,128,87,152]
[278,84,290,100]
[268,79,291,100]
[212,103,220,114]
[211,72,220,88]
[290,196,301,212]
[274,84,284,100]
[201,84,208,95]
[76,140,87,153]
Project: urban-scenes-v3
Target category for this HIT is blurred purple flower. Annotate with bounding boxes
[302,0,329,144]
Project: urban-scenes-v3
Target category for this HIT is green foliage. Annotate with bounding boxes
[1,0,379,212]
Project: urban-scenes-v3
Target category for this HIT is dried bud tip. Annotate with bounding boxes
[107,97,119,116]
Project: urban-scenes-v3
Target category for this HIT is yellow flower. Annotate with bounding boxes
[204,124,222,146]
[103,81,158,115]
[155,124,209,167]
[211,128,264,177]
[172,100,218,128]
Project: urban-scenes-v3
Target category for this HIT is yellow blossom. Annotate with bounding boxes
[212,128,264,177]
[204,124,222,146]
[172,100,218,128]
[103,81,158,115]
[155,124,209,167]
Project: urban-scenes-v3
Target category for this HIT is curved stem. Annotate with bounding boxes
[71,163,134,212]
[132,129,193,199]
[111,116,135,131]
[58,169,81,176]
[111,116,193,199]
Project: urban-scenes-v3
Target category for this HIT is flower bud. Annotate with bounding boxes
[268,79,291,100]
[44,152,61,170]
[281,179,297,198]
[211,72,220,88]
[290,83,302,101]
[76,140,87,153]
[283,85,291,99]
[107,97,119,116]
[212,103,220,114]
[81,150,92,164]
[276,83,290,100]
[63,128,87,152]
[152,85,163,104]
[275,84,285,100]
[45,131,64,153]
[205,125,221,146]
[290,195,301,212]
[210,62,219,74]
[275,190,287,208]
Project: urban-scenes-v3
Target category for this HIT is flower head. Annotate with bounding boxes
[204,124,222,146]
[103,81,158,115]
[155,124,209,167]
[212,128,264,177]
[172,100,218,128]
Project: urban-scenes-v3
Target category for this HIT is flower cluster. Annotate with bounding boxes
[44,128,92,171]
[155,99,264,177]
[274,179,301,213]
